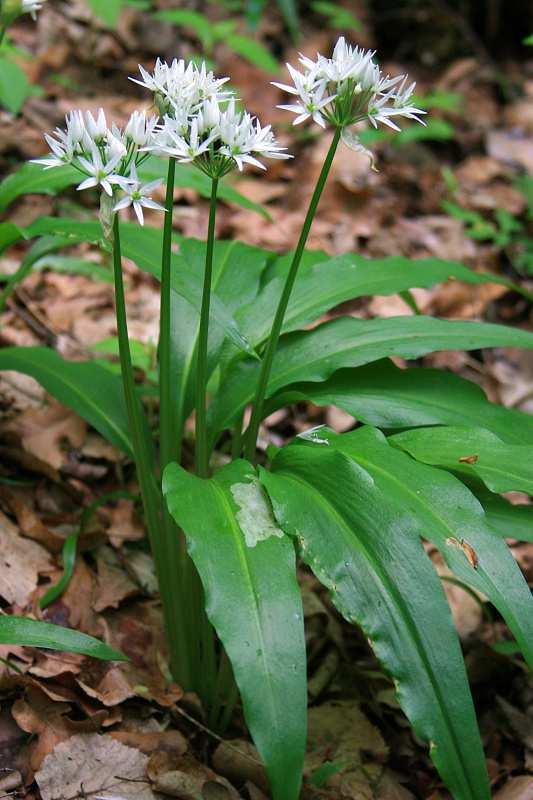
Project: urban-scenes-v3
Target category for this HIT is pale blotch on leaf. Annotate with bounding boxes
[231,479,285,548]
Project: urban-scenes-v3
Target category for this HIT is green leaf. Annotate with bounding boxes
[311,1,361,30]
[86,0,124,27]
[0,57,31,114]
[390,426,533,494]
[225,33,279,72]
[33,254,113,283]
[294,425,533,669]
[0,615,126,660]
[0,164,80,212]
[208,315,533,440]
[0,347,133,455]
[154,9,214,49]
[39,533,77,609]
[476,491,533,543]
[0,222,25,256]
[236,254,530,348]
[265,360,533,444]
[0,159,269,217]
[261,442,490,800]
[163,459,306,800]
[23,219,254,356]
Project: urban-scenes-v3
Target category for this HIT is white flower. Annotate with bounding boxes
[274,36,426,152]
[21,0,45,19]
[273,63,335,128]
[145,116,218,163]
[76,147,128,196]
[84,108,108,143]
[124,110,159,147]
[197,96,221,134]
[218,100,291,171]
[113,165,165,225]
[130,59,231,117]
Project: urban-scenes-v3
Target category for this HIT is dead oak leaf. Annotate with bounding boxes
[93,546,139,612]
[1,400,86,471]
[35,733,156,800]
[0,510,52,606]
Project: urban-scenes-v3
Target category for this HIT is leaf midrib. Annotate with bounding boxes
[274,465,478,800]
[211,480,284,744]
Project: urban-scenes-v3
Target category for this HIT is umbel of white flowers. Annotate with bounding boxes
[31,108,165,225]
[1,0,45,23]
[273,36,426,166]
[132,59,291,178]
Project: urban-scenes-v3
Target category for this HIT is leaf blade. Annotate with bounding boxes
[0,616,126,660]
[0,347,133,455]
[261,444,490,800]
[163,459,306,800]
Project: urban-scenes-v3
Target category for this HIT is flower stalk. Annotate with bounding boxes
[195,176,219,477]
[244,126,342,461]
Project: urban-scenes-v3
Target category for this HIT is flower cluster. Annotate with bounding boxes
[273,36,425,164]
[32,108,164,225]
[133,60,291,177]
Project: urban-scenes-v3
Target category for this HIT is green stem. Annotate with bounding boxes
[0,27,5,48]
[159,157,178,468]
[113,214,191,688]
[244,127,342,461]
[195,176,219,477]
[112,215,160,539]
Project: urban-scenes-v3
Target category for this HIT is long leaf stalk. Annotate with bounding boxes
[195,176,219,477]
[112,214,190,687]
[244,127,342,461]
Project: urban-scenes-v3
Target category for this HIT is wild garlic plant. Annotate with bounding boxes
[0,0,45,45]
[4,38,533,800]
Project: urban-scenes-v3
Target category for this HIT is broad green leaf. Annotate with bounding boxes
[33,254,113,283]
[236,254,530,348]
[390,426,533,494]
[0,164,79,211]
[0,235,82,312]
[0,615,126,660]
[0,57,32,114]
[476,491,533,543]
[294,425,533,668]
[163,459,306,800]
[265,360,533,444]
[261,443,490,800]
[0,159,268,216]
[23,218,253,355]
[208,315,533,440]
[0,347,133,455]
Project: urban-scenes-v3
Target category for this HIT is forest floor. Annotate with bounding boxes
[1,1,533,798]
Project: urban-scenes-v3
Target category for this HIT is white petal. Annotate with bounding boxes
[133,201,145,225]
[76,177,97,191]
[140,198,166,211]
[113,196,133,211]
